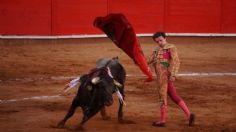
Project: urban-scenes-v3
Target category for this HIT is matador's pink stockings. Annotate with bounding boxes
[167,81,190,119]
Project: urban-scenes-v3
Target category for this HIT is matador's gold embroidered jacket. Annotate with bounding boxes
[148,43,180,77]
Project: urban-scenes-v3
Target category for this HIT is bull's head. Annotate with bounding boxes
[90,75,114,106]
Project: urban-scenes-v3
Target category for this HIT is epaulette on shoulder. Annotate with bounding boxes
[163,43,175,49]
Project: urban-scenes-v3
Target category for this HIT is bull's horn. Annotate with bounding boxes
[91,77,101,84]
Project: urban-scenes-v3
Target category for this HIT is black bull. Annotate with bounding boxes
[57,58,126,129]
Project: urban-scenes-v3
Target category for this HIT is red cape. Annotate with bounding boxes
[94,13,153,81]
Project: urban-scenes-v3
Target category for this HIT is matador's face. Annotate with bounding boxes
[154,36,167,47]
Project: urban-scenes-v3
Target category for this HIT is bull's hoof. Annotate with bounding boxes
[57,122,65,128]
[118,119,136,124]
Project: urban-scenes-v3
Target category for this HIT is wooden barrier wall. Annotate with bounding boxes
[0,0,236,35]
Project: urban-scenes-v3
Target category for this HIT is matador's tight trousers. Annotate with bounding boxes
[158,80,191,123]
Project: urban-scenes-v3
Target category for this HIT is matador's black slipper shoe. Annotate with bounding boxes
[152,122,166,127]
[189,113,195,126]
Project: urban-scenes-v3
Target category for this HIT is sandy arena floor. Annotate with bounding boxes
[0,37,236,132]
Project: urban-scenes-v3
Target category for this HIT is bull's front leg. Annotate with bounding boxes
[57,98,79,128]
[117,87,135,124]
[117,87,124,123]
[100,106,111,120]
[118,100,124,122]
[71,106,101,131]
